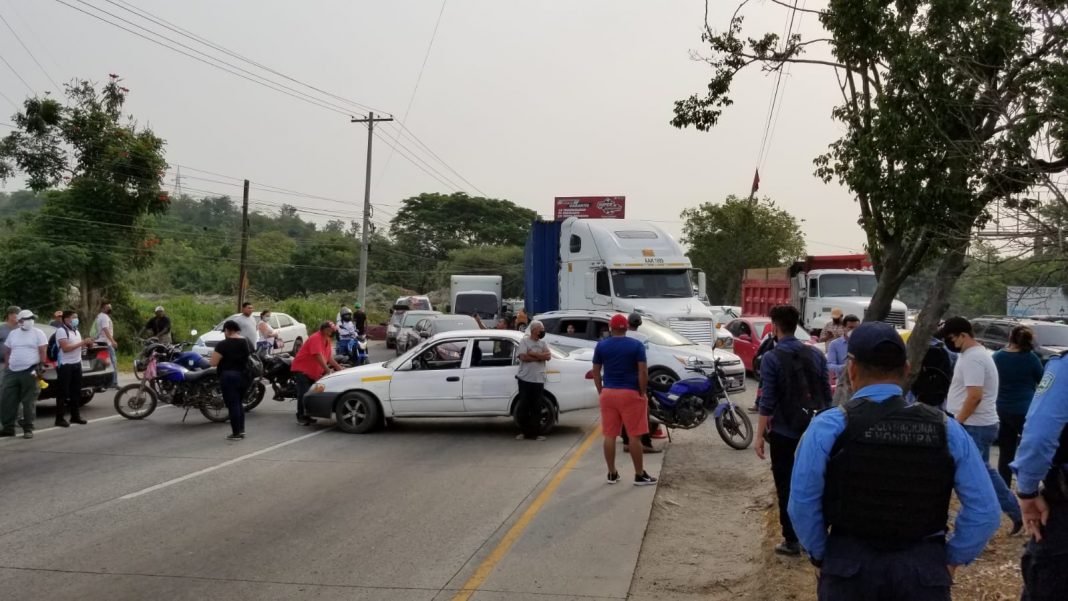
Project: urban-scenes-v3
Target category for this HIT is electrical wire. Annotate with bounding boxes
[0,11,61,93]
[0,52,34,94]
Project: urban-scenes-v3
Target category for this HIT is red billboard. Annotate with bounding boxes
[554,196,626,220]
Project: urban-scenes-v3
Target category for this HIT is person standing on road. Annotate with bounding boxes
[353,302,367,336]
[942,316,1024,533]
[819,308,846,344]
[1010,352,1068,600]
[140,306,172,345]
[210,320,251,441]
[515,308,529,330]
[754,304,831,556]
[54,310,93,428]
[0,305,20,419]
[0,310,48,439]
[256,310,279,356]
[748,325,779,413]
[789,321,1000,601]
[826,314,860,406]
[93,301,119,389]
[592,313,657,486]
[233,302,259,352]
[911,333,956,409]
[993,325,1044,489]
[622,312,658,454]
[291,321,343,426]
[516,320,550,441]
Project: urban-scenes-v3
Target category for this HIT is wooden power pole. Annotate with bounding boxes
[351,112,394,307]
[237,179,250,312]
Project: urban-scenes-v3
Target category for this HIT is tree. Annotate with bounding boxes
[390,192,537,260]
[673,1,1068,370]
[0,76,169,321]
[682,195,805,304]
[286,234,359,297]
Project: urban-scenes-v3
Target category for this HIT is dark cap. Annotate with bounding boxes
[940,316,973,338]
[847,321,907,369]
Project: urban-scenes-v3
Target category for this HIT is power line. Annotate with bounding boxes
[0,51,34,94]
[0,11,61,93]
[753,0,801,170]
[392,122,488,196]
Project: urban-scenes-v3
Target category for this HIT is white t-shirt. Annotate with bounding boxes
[5,327,47,371]
[946,345,1000,426]
[234,314,260,345]
[55,325,83,366]
[94,312,113,345]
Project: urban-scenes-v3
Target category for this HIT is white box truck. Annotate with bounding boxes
[450,275,503,321]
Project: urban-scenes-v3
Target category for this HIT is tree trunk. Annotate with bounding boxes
[865,241,907,321]
[904,241,969,385]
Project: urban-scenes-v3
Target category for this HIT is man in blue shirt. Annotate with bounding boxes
[755,305,831,556]
[1010,354,1068,600]
[592,313,656,486]
[826,314,859,406]
[789,321,1000,601]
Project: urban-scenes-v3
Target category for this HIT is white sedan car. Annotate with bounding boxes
[192,312,308,356]
[303,330,599,434]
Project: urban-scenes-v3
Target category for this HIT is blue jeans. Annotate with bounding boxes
[962,423,1022,522]
[106,345,118,386]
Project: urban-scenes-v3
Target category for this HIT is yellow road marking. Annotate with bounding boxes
[450,425,603,600]
[360,375,392,382]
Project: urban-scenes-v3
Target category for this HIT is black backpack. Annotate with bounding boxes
[772,345,830,431]
[912,341,953,407]
[46,325,68,362]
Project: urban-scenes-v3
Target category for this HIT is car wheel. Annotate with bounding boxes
[292,338,303,355]
[536,395,558,435]
[78,389,95,406]
[649,369,679,387]
[335,392,381,434]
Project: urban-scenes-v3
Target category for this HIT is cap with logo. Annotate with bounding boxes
[847,321,907,368]
[609,314,629,330]
[154,306,165,313]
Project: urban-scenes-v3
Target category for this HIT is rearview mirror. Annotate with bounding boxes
[190,329,198,336]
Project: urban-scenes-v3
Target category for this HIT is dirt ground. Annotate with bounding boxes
[630,390,1027,601]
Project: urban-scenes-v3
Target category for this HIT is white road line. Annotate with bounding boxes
[26,404,177,435]
[119,428,331,500]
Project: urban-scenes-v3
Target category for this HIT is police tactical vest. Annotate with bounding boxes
[823,396,956,542]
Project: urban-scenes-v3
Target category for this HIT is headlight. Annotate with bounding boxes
[312,383,326,393]
[716,337,733,350]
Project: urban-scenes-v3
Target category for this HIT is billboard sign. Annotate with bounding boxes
[1007,286,1068,317]
[554,196,626,220]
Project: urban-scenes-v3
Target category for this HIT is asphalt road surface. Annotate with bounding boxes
[0,341,671,600]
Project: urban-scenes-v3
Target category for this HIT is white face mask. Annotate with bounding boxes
[19,319,33,331]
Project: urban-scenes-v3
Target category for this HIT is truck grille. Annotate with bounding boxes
[886,310,907,329]
[668,318,714,345]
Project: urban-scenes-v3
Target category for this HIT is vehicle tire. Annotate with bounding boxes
[78,389,95,406]
[715,403,754,450]
[517,394,557,436]
[648,369,679,388]
[291,337,303,355]
[199,390,230,423]
[335,392,381,434]
[114,383,158,420]
[243,380,266,412]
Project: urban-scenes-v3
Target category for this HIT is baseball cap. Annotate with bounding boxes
[831,307,843,319]
[54,310,63,318]
[609,314,629,330]
[154,306,165,312]
[847,321,907,369]
[16,309,35,321]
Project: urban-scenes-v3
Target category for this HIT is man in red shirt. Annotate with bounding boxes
[292,321,343,425]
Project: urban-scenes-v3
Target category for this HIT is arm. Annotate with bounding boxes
[788,410,847,562]
[37,343,48,365]
[1012,361,1068,496]
[592,363,603,394]
[103,324,117,347]
[1031,353,1045,385]
[826,340,847,375]
[819,328,833,343]
[209,350,223,367]
[158,319,171,337]
[638,361,647,398]
[945,419,1002,565]
[58,332,83,353]
[955,386,984,423]
[321,351,343,372]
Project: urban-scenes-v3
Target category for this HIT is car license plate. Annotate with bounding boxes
[727,377,743,390]
[81,360,92,370]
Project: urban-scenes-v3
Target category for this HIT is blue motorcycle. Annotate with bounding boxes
[335,335,369,367]
[647,358,754,449]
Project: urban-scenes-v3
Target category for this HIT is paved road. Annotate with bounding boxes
[0,341,666,600]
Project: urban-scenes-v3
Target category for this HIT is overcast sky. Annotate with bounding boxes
[0,0,865,254]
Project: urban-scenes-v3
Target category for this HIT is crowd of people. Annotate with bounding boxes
[748,304,1064,600]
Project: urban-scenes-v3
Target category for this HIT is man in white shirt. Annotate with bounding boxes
[943,316,1023,532]
[94,301,119,388]
[0,310,48,438]
[55,310,93,427]
[234,302,260,352]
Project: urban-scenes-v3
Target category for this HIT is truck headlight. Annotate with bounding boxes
[716,337,733,350]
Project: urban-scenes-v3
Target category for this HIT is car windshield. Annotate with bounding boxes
[1034,324,1068,347]
[610,269,694,299]
[432,316,478,332]
[636,319,694,347]
[213,314,243,331]
[454,294,498,320]
[818,273,877,297]
[402,312,436,327]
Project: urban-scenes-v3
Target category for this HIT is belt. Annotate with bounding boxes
[830,528,945,550]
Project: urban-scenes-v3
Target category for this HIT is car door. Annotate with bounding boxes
[546,318,596,352]
[727,320,756,370]
[462,337,520,413]
[275,314,295,347]
[388,338,470,413]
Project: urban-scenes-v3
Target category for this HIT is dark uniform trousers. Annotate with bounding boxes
[818,534,951,601]
[1021,498,1068,601]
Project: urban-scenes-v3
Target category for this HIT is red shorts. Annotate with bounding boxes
[599,388,649,438]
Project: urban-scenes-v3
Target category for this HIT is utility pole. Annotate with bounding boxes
[237,179,250,312]
[351,111,394,306]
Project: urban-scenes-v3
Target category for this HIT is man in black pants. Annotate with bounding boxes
[54,310,93,427]
[753,305,831,556]
[516,320,550,440]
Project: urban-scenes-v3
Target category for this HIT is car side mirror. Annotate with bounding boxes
[190,329,198,337]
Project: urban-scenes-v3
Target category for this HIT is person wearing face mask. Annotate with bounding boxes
[515,320,551,441]
[827,315,861,406]
[820,308,847,344]
[0,310,48,438]
[54,310,93,427]
[93,301,119,389]
[335,308,359,362]
[256,310,278,356]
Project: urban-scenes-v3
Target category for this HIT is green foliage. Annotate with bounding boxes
[681,196,806,304]
[441,245,526,298]
[390,192,537,260]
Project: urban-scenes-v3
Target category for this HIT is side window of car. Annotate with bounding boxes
[469,339,517,368]
[592,319,610,340]
[277,314,293,328]
[539,318,560,333]
[414,340,468,370]
[270,316,281,329]
[559,319,589,338]
[971,321,988,338]
[725,321,741,337]
[738,322,752,338]
[986,323,1010,346]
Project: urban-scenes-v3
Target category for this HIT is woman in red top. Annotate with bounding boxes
[291,321,343,425]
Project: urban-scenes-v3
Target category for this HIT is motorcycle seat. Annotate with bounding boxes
[183,367,218,382]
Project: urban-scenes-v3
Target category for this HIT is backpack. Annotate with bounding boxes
[912,341,953,407]
[772,345,830,432]
[47,325,68,363]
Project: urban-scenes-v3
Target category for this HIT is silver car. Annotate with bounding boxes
[394,310,442,355]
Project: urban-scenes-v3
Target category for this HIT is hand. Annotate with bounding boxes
[1021,496,1050,542]
[947,565,957,579]
[754,437,766,460]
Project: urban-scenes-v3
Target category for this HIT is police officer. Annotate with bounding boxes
[1011,353,1068,600]
[788,321,1001,600]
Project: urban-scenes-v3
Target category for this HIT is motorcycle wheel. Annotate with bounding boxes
[199,390,230,423]
[114,383,158,420]
[243,380,266,412]
[715,403,754,450]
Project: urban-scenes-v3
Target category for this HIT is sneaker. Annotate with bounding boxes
[22,430,33,439]
[71,417,88,425]
[641,445,662,454]
[606,472,621,484]
[634,471,658,486]
[226,433,244,441]
[747,405,759,413]
[775,541,802,556]
[55,419,70,428]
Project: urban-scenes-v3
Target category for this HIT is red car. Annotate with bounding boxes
[725,317,821,374]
